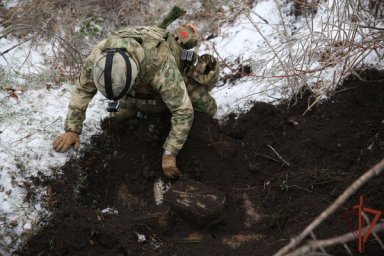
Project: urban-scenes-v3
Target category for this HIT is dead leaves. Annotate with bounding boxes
[4,88,20,99]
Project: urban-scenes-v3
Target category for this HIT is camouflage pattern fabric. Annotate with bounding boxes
[183,53,219,115]
[116,80,217,119]
[166,36,218,115]
[112,34,219,121]
[187,54,219,91]
[64,26,194,155]
[151,54,194,154]
[185,81,217,116]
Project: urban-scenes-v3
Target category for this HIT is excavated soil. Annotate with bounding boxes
[19,71,384,256]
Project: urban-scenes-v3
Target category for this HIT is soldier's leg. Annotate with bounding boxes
[187,84,217,116]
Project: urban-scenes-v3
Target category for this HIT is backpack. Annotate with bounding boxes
[111,26,167,49]
[104,26,171,86]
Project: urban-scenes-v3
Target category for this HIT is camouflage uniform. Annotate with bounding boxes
[167,35,219,116]
[65,27,191,154]
[64,26,218,154]
[116,30,219,117]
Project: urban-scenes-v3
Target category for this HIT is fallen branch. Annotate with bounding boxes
[274,158,384,256]
[11,117,60,145]
[267,145,292,167]
[0,38,32,56]
[361,212,384,250]
[287,185,312,193]
[359,25,384,31]
[285,223,384,256]
[302,93,325,116]
[212,44,296,80]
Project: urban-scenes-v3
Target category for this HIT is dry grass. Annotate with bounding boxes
[293,0,318,16]
[1,0,381,102]
[0,0,244,80]
[224,0,384,113]
[0,0,167,77]
[182,0,256,39]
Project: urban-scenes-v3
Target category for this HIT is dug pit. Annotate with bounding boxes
[19,71,384,255]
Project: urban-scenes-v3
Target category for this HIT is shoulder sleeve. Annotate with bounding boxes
[151,51,194,155]
[64,40,107,133]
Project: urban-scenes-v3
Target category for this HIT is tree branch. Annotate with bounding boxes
[274,158,384,256]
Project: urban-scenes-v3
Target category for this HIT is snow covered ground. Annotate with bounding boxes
[205,0,384,116]
[0,0,383,253]
[0,40,109,250]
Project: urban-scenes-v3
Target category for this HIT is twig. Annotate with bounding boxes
[212,44,296,80]
[333,86,359,95]
[310,232,328,255]
[274,158,384,256]
[2,24,84,60]
[302,93,325,116]
[342,242,353,256]
[285,223,384,256]
[248,9,269,24]
[243,9,290,74]
[11,132,38,145]
[361,212,384,250]
[0,122,12,134]
[359,25,384,31]
[11,117,60,145]
[267,145,292,167]
[0,38,32,56]
[287,185,312,193]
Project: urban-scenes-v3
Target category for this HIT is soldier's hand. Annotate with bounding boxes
[53,131,80,153]
[162,155,181,179]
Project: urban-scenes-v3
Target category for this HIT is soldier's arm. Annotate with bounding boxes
[64,57,97,134]
[151,53,194,155]
[64,40,108,134]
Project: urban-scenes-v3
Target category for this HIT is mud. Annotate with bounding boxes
[19,71,384,255]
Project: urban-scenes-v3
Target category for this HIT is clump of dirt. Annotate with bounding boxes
[19,71,384,255]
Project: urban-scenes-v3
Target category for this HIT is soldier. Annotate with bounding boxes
[52,25,219,179]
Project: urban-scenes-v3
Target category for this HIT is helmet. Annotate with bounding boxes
[174,24,198,49]
[93,49,139,100]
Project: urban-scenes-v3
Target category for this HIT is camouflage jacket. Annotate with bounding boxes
[64,26,194,155]
[167,36,219,91]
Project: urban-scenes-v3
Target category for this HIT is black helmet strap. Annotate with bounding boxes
[104,48,132,101]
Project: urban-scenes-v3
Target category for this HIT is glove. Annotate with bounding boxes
[162,155,181,179]
[52,131,80,153]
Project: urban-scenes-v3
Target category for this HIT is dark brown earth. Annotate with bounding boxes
[19,70,384,256]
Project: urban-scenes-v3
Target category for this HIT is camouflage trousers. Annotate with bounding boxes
[115,84,217,118]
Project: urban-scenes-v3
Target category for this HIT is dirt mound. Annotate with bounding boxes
[19,71,384,255]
